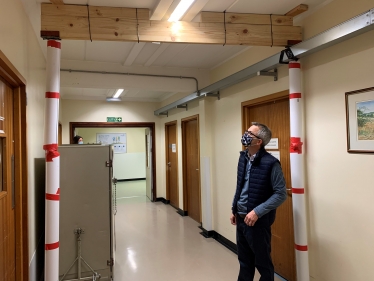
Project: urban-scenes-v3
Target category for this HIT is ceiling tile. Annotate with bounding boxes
[164,44,247,69]
[84,41,135,63]
[151,44,189,67]
[133,43,161,66]
[61,41,85,61]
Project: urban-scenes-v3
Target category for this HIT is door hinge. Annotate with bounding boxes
[106,160,112,167]
[107,258,114,266]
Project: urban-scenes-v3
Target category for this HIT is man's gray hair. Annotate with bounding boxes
[252,122,272,147]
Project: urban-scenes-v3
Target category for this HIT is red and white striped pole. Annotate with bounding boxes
[289,61,310,281]
[44,40,61,281]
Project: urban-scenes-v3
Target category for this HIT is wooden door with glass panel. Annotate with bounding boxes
[0,78,15,281]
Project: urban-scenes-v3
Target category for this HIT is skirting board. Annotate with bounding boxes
[177,208,188,217]
[156,197,170,204]
[199,226,237,254]
[118,178,146,182]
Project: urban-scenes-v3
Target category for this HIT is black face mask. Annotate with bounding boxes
[241,132,254,147]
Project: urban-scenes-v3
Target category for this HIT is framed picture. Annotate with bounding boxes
[345,87,374,153]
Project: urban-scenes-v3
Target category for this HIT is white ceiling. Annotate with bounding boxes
[24,0,328,102]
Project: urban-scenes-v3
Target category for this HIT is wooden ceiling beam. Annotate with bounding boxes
[41,3,302,46]
[285,4,308,17]
[200,12,293,26]
[50,0,64,4]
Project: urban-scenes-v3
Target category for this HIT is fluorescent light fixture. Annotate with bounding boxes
[168,0,195,22]
[113,89,124,98]
[106,97,122,102]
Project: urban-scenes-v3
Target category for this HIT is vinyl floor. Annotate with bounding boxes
[113,180,284,281]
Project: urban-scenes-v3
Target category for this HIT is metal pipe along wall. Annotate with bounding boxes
[44,40,61,281]
[289,61,310,281]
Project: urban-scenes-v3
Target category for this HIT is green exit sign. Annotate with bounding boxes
[107,117,122,122]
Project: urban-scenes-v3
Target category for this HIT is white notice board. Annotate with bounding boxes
[96,133,127,153]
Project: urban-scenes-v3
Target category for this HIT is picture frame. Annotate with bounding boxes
[345,87,374,153]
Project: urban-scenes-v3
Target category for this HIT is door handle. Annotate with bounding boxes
[167,162,171,167]
[196,169,199,171]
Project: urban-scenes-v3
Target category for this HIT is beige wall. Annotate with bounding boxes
[0,0,47,275]
[208,0,374,280]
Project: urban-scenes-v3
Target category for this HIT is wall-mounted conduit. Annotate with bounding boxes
[60,69,200,94]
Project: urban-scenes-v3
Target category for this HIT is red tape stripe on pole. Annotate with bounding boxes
[290,93,302,99]
[292,188,305,194]
[46,193,60,201]
[47,41,61,49]
[46,92,60,99]
[289,62,301,69]
[45,242,59,250]
[46,150,60,162]
[295,244,308,251]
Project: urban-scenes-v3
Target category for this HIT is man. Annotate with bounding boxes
[73,135,83,144]
[230,122,287,281]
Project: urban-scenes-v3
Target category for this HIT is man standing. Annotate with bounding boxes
[230,122,287,281]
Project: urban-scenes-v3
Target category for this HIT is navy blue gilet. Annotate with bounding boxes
[232,147,279,226]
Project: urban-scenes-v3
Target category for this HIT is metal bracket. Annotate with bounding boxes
[205,91,220,100]
[370,9,374,25]
[106,160,112,167]
[177,104,188,111]
[279,47,299,64]
[159,112,169,117]
[257,69,278,81]
[107,258,114,267]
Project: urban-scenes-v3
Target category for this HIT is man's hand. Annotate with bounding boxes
[230,213,236,225]
[244,210,258,226]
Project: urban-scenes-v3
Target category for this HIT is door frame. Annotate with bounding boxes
[181,114,201,220]
[165,120,178,207]
[242,90,289,131]
[0,51,29,280]
[69,122,157,201]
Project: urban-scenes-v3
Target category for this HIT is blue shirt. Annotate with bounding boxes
[236,153,287,218]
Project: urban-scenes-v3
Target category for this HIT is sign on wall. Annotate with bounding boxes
[265,138,279,149]
[107,117,122,122]
[96,133,127,153]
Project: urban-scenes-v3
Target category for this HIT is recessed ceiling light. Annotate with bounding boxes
[168,0,195,22]
[106,97,122,102]
[113,89,124,98]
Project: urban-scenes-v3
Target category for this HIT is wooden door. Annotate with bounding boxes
[182,116,201,222]
[242,91,296,281]
[0,78,16,281]
[165,121,178,208]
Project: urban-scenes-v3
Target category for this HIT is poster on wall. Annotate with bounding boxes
[96,133,127,153]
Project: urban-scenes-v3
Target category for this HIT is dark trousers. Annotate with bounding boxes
[236,215,274,281]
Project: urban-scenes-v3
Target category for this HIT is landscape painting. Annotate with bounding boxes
[346,87,374,153]
[356,99,374,140]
